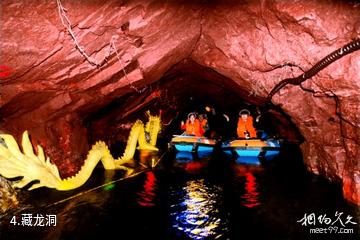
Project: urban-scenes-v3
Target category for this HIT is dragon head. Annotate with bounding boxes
[144,111,162,146]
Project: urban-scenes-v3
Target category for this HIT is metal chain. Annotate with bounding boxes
[56,0,147,93]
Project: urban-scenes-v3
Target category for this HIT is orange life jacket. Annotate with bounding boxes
[200,119,208,131]
[181,119,204,137]
[237,116,257,138]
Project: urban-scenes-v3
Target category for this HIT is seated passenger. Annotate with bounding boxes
[181,113,204,137]
[199,114,209,133]
[205,106,228,139]
[237,109,257,139]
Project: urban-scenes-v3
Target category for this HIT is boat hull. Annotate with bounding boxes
[170,135,216,154]
[222,139,280,164]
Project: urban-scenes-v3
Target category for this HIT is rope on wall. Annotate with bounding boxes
[56,0,147,93]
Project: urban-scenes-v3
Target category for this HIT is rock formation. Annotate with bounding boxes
[1,0,359,204]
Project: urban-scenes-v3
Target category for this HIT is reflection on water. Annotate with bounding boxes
[136,171,157,207]
[139,150,160,168]
[241,172,260,208]
[170,179,228,240]
[235,156,260,165]
[175,152,197,162]
[3,146,360,240]
[175,151,212,163]
[234,164,262,208]
[184,161,207,174]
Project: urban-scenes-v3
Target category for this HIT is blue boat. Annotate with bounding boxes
[222,139,281,164]
[170,135,216,154]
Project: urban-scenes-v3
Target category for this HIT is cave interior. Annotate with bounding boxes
[0,0,359,206]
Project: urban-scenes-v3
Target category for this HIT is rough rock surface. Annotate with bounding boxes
[0,176,19,215]
[1,0,359,204]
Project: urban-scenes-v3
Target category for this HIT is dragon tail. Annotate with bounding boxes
[0,131,62,190]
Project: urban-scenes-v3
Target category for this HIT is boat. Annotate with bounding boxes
[169,135,217,154]
[222,138,281,165]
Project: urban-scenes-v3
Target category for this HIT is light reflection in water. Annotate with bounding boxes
[139,150,159,168]
[137,171,157,207]
[184,161,207,174]
[235,165,262,208]
[175,151,196,162]
[170,179,228,239]
[241,172,260,208]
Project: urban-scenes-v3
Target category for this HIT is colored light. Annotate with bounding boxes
[184,162,205,173]
[241,172,260,208]
[137,171,156,207]
[171,179,226,239]
[103,183,116,191]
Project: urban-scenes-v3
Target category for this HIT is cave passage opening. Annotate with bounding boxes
[70,60,360,240]
[85,59,304,159]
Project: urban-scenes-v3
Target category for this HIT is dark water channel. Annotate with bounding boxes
[1,144,359,240]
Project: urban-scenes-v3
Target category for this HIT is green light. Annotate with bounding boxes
[103,183,116,191]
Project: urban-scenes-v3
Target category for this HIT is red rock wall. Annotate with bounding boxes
[1,0,202,177]
[1,0,359,204]
[191,0,360,205]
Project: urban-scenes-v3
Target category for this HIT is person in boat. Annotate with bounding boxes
[181,112,204,137]
[237,109,257,139]
[205,106,230,139]
[199,114,209,134]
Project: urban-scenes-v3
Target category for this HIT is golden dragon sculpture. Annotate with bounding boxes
[0,111,161,191]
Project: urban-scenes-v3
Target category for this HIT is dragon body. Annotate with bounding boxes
[0,112,161,191]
